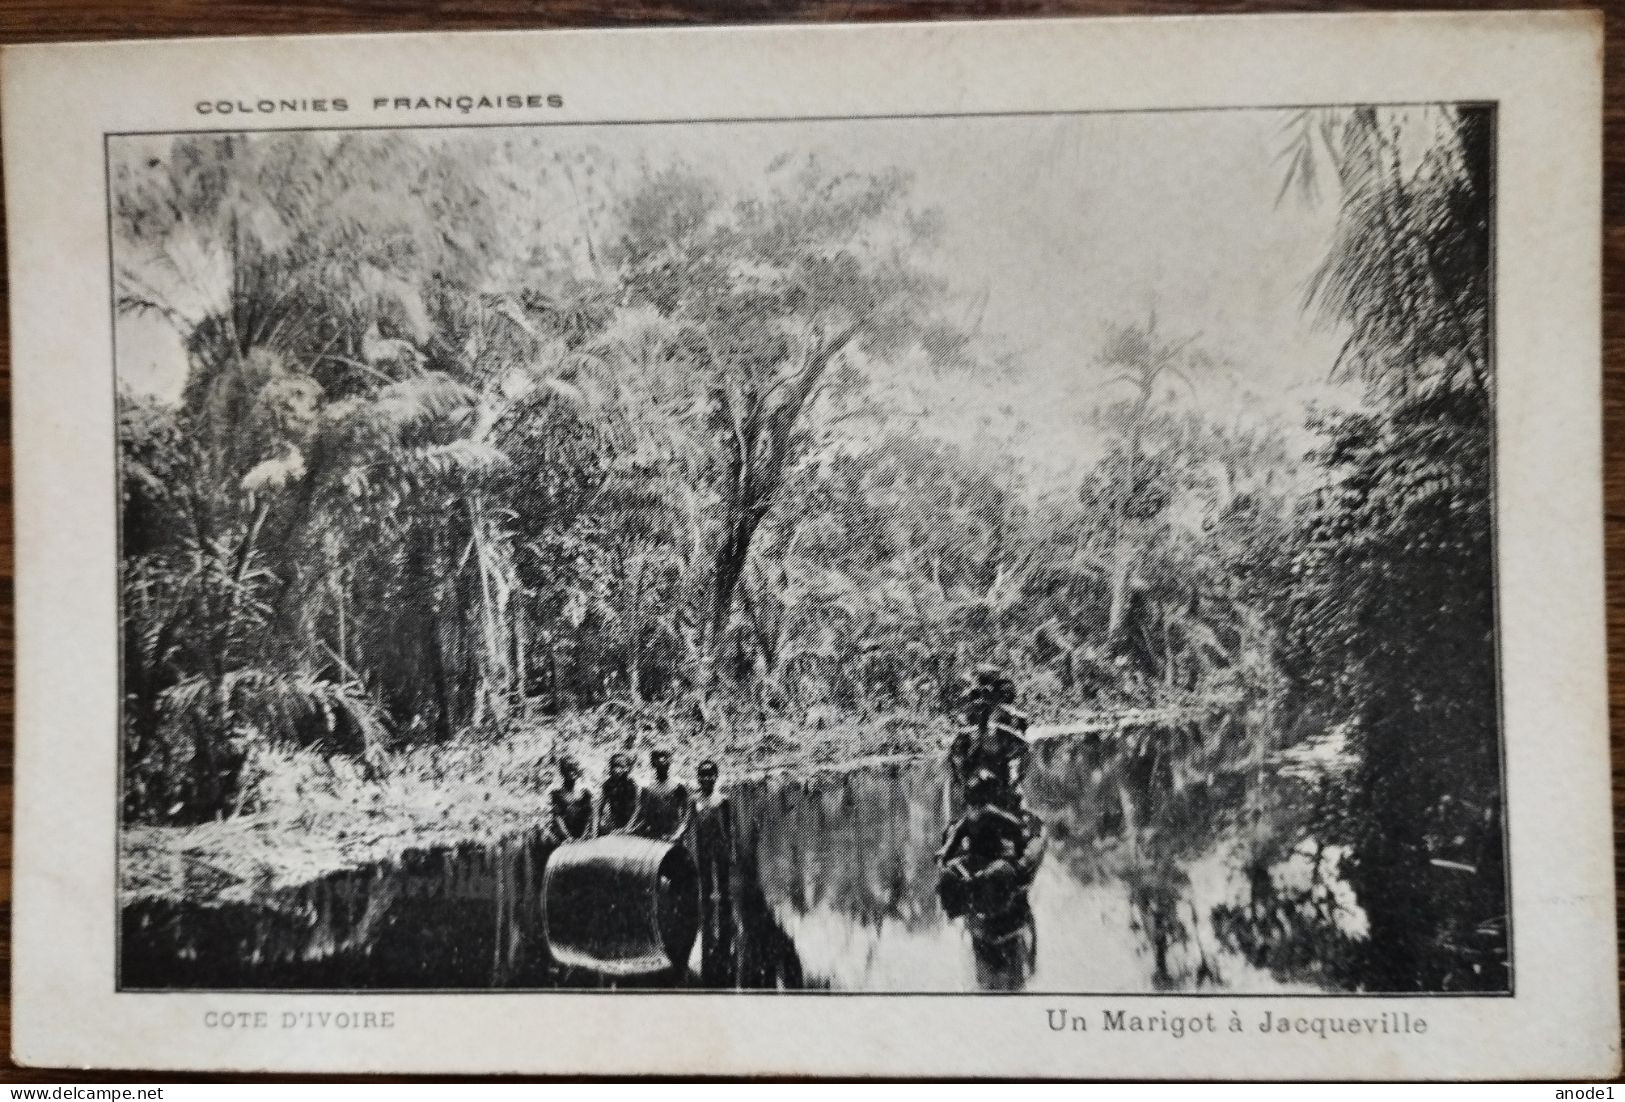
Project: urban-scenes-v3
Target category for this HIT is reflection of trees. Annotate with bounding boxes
[1112,732,1235,991]
[740,763,945,933]
[721,822,815,990]
[970,906,1037,992]
[121,829,560,989]
[1123,858,1221,990]
[1337,792,1507,992]
[1210,826,1361,988]
[1028,712,1308,991]
[1032,718,1260,863]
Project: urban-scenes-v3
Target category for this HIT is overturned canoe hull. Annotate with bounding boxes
[542,834,700,977]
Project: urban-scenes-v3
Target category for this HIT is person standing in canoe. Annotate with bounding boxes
[598,751,644,835]
[544,757,595,844]
[949,665,1031,803]
[637,749,691,842]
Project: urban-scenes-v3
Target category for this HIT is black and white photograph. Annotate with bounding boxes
[110,104,1508,996]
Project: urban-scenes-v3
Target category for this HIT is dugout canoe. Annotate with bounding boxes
[541,834,699,976]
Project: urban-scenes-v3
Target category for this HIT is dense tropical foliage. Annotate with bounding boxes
[1278,105,1502,989]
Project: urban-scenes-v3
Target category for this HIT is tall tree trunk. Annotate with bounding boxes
[1162,607,1177,689]
[429,627,453,741]
[709,502,760,655]
[705,322,861,665]
[1105,395,1149,651]
[1105,546,1133,651]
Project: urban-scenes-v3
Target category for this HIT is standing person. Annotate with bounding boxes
[693,760,733,909]
[988,673,1031,796]
[948,665,1030,801]
[598,751,643,835]
[637,749,691,842]
[692,759,735,982]
[544,757,595,844]
[948,665,997,793]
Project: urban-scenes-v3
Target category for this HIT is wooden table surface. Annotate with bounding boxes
[0,0,1616,1082]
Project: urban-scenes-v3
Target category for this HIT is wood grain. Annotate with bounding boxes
[0,0,1615,1082]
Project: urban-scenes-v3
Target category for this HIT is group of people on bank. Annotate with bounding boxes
[544,749,732,845]
[543,748,735,907]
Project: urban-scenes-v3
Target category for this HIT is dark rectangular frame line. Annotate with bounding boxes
[106,98,1510,997]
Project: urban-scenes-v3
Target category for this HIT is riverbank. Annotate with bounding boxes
[119,696,1233,906]
[119,705,945,904]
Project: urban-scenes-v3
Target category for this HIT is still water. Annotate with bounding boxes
[121,719,1366,992]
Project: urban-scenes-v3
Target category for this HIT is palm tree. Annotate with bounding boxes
[1279,105,1490,401]
[1280,104,1502,989]
[115,133,531,814]
[1093,316,1203,652]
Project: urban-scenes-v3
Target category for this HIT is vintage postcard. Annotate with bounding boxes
[2,10,1615,1077]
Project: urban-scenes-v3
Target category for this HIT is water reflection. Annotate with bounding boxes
[121,715,1365,992]
[968,906,1036,991]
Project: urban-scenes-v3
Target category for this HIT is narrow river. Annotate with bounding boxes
[122,716,1368,992]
